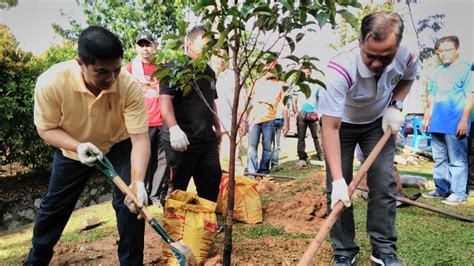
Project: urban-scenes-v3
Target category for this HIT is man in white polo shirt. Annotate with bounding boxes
[319,12,419,266]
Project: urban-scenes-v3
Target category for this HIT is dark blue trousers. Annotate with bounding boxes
[26,139,145,265]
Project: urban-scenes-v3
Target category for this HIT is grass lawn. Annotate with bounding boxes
[1,142,473,264]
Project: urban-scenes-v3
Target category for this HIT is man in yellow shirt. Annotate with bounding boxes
[26,26,151,265]
[242,65,289,176]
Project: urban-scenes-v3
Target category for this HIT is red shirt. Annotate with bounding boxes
[125,62,162,126]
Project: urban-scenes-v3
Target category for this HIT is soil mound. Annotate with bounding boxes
[263,173,328,233]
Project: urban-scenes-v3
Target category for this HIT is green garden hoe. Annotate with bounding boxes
[88,152,197,266]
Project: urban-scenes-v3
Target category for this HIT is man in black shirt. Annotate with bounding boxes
[159,26,222,202]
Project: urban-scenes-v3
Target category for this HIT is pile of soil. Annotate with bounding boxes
[264,173,328,233]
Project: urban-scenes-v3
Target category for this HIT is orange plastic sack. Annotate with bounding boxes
[216,174,263,224]
[163,190,218,265]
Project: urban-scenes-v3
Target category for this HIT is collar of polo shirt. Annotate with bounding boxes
[356,53,376,78]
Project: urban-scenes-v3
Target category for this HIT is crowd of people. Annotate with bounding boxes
[25,10,472,266]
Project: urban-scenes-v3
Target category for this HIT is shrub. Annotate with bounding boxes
[0,24,76,170]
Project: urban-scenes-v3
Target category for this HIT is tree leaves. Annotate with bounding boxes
[192,0,215,12]
[295,32,305,43]
[337,9,359,30]
[54,0,183,61]
[285,36,295,53]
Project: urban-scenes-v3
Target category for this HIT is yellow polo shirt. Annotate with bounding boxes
[34,60,148,160]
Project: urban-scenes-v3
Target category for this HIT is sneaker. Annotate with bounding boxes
[442,194,467,206]
[297,160,308,168]
[333,255,355,266]
[370,252,402,266]
[422,190,448,199]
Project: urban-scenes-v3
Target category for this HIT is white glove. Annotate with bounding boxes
[331,178,352,209]
[382,107,404,135]
[77,142,103,167]
[124,181,148,218]
[169,125,189,152]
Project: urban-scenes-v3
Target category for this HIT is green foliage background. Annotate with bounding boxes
[0,25,76,170]
[53,0,185,61]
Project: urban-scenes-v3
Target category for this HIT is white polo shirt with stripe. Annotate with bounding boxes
[319,42,419,124]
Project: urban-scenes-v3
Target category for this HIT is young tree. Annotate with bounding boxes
[153,1,361,264]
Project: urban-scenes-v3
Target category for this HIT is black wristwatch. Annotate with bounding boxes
[390,100,403,111]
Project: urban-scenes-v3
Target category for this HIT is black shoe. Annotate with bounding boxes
[333,255,355,266]
[370,252,402,266]
[396,192,421,208]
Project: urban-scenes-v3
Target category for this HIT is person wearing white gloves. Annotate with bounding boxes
[319,12,418,266]
[159,25,222,202]
[27,26,150,265]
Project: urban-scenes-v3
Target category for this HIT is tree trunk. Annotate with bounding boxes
[223,31,241,266]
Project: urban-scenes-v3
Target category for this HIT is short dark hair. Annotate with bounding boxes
[78,26,124,65]
[435,35,460,50]
[186,25,207,42]
[360,12,404,46]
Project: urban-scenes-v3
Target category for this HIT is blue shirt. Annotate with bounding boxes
[429,60,473,134]
[296,85,321,113]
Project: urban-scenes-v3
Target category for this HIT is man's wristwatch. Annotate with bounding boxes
[390,100,403,111]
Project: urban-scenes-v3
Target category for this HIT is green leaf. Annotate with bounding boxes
[285,55,300,63]
[316,11,330,28]
[299,83,311,99]
[337,0,362,8]
[295,32,305,43]
[280,0,292,11]
[182,83,193,97]
[283,69,299,82]
[338,9,359,29]
[313,78,326,90]
[192,0,215,12]
[285,36,295,53]
[299,10,308,23]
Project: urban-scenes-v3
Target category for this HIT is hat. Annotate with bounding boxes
[136,32,155,44]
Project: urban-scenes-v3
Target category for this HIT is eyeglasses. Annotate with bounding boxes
[436,47,456,54]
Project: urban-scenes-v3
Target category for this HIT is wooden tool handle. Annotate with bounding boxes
[112,176,154,222]
[396,197,473,222]
[298,128,392,265]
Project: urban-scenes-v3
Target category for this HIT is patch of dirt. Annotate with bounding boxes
[263,173,328,233]
[48,172,333,265]
[51,225,165,265]
[206,237,333,265]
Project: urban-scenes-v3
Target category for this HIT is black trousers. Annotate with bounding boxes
[146,126,167,204]
[163,141,222,202]
[297,110,323,160]
[325,118,397,258]
[26,139,144,265]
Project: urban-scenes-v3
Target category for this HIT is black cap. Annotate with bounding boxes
[136,32,155,44]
